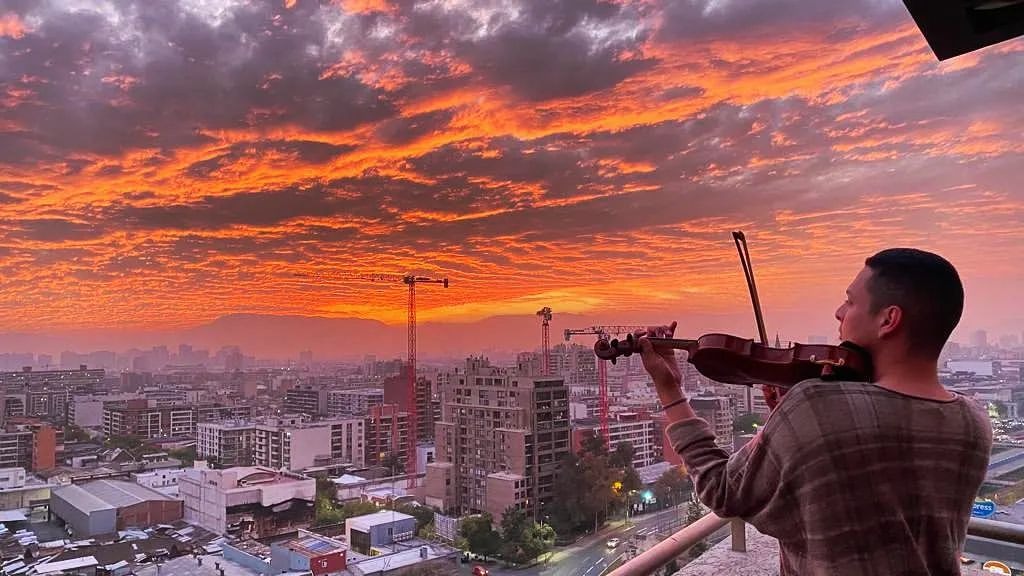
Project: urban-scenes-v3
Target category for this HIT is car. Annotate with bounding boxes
[472,566,490,576]
[607,537,621,549]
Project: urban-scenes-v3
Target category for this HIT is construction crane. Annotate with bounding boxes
[295,272,449,487]
[536,307,552,375]
[564,325,648,446]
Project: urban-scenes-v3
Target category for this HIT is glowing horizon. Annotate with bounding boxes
[0,0,1021,341]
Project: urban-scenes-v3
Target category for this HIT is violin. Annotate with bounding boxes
[594,332,873,389]
[593,231,874,401]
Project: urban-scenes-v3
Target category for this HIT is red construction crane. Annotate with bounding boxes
[536,307,552,375]
[295,272,449,487]
[564,325,648,445]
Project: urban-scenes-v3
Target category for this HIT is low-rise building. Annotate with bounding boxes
[345,511,416,555]
[0,466,56,512]
[50,479,183,537]
[179,464,316,539]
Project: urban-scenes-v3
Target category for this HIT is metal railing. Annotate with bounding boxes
[607,513,1024,576]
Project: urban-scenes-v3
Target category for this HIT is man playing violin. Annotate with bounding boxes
[638,248,992,575]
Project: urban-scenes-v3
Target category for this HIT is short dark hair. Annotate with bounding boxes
[864,248,964,358]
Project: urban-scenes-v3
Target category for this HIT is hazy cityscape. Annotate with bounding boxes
[0,0,1021,576]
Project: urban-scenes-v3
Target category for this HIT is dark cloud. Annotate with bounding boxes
[454,0,655,101]
[108,185,351,230]
[374,109,457,145]
[0,1,396,161]
[14,219,103,242]
[185,139,355,178]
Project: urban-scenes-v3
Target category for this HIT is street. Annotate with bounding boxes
[459,504,724,576]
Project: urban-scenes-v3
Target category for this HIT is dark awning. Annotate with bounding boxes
[903,0,1024,60]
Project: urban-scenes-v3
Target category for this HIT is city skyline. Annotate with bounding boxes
[0,1,1021,339]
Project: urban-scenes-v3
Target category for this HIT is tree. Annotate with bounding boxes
[579,431,608,458]
[519,521,555,563]
[579,445,616,531]
[609,441,636,469]
[684,502,709,559]
[733,413,764,434]
[395,503,435,532]
[653,467,691,507]
[168,446,196,466]
[548,453,587,535]
[500,507,530,562]
[460,513,502,560]
[662,558,680,576]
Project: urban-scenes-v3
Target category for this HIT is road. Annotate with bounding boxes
[467,504,712,576]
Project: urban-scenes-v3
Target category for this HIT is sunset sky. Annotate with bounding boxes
[1,0,1022,347]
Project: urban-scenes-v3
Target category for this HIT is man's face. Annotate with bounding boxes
[835,266,881,348]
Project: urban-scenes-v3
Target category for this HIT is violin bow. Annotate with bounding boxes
[732,231,770,345]
[732,231,786,409]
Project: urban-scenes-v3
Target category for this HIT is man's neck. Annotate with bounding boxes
[873,349,951,401]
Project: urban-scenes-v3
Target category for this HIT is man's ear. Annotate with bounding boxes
[877,305,902,339]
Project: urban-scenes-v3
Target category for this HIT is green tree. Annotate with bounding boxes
[519,521,555,563]
[460,513,502,560]
[548,452,587,535]
[653,467,691,507]
[684,502,709,558]
[609,441,636,469]
[580,444,615,531]
[500,507,530,562]
[733,412,764,434]
[168,446,196,466]
[662,559,680,576]
[394,503,435,532]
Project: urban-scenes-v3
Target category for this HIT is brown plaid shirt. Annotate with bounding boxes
[667,379,993,575]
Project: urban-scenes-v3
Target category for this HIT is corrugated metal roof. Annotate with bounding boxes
[54,479,174,513]
[53,485,115,514]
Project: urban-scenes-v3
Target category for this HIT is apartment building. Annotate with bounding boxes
[284,385,327,416]
[689,394,736,451]
[382,376,433,442]
[364,404,409,471]
[424,357,570,521]
[327,388,384,417]
[104,401,197,439]
[197,421,256,467]
[0,366,105,394]
[103,402,254,439]
[571,412,658,468]
[254,417,365,471]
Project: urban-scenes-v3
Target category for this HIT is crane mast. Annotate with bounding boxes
[564,324,648,446]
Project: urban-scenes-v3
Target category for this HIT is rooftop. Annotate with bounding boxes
[282,532,345,558]
[54,479,175,512]
[346,510,416,531]
[349,544,456,575]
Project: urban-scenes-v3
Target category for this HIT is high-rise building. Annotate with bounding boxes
[197,421,256,467]
[328,389,385,417]
[424,357,570,521]
[364,404,409,472]
[253,417,365,471]
[689,395,735,452]
[284,384,328,417]
[383,375,433,442]
[972,330,988,348]
[571,412,657,468]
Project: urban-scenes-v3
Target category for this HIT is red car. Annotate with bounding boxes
[472,566,490,576]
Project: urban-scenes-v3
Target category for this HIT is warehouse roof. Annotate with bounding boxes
[54,479,175,513]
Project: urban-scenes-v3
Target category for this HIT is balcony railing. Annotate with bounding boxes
[608,512,1024,576]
